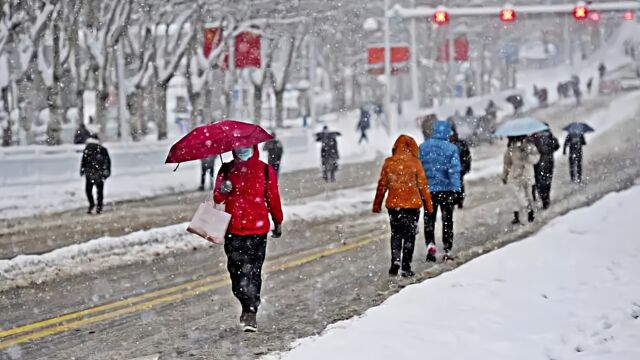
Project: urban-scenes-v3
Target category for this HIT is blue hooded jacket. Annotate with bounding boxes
[419,120,462,192]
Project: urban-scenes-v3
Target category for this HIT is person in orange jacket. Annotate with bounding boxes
[373,135,434,277]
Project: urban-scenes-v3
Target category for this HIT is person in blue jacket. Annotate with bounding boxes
[419,119,462,262]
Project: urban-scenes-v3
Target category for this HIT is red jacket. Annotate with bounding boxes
[213,145,284,236]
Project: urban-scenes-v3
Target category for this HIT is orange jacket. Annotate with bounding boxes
[373,135,433,213]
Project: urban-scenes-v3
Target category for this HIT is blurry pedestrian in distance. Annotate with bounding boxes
[531,127,560,209]
[420,120,461,262]
[199,156,216,191]
[420,113,437,139]
[501,136,540,224]
[533,85,548,107]
[506,94,524,115]
[357,106,371,144]
[586,77,594,94]
[263,131,284,176]
[73,123,91,144]
[571,75,582,106]
[80,134,111,214]
[213,145,283,332]
[485,100,498,122]
[315,126,341,182]
[563,132,587,183]
[373,135,433,277]
[448,121,472,209]
[598,62,606,79]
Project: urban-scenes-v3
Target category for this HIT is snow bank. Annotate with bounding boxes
[266,183,640,360]
[0,184,377,292]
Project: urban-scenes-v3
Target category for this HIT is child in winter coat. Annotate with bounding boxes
[373,135,433,277]
[502,136,540,224]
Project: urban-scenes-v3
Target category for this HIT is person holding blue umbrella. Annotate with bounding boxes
[562,123,593,183]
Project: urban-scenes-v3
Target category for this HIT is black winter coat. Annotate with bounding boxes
[263,139,284,165]
[81,141,111,181]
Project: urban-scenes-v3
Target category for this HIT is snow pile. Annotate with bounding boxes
[265,183,640,360]
[0,185,377,291]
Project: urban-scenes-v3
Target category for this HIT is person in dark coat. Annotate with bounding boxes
[448,121,471,209]
[531,128,560,209]
[571,75,582,106]
[262,132,284,176]
[73,123,91,144]
[316,126,341,182]
[598,62,606,79]
[357,107,371,144]
[199,156,216,191]
[563,133,587,183]
[506,94,524,115]
[586,77,594,94]
[419,120,461,262]
[80,134,111,214]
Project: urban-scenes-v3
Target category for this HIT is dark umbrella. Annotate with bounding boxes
[563,122,594,135]
[505,94,523,105]
[315,131,342,142]
[165,120,272,165]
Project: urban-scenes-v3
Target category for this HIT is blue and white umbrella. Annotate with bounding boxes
[494,117,548,137]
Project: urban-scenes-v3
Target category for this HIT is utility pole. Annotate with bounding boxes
[116,41,130,142]
[309,34,317,127]
[383,0,394,134]
[409,0,421,109]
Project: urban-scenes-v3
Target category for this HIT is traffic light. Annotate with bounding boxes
[573,3,588,20]
[433,7,449,25]
[500,7,517,23]
[623,10,635,21]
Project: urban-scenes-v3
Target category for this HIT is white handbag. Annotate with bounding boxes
[187,201,231,245]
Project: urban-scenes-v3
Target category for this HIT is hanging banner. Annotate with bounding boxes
[366,44,409,75]
[436,36,469,62]
[223,32,262,69]
[203,28,223,58]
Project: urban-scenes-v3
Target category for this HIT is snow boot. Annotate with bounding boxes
[528,210,535,223]
[243,312,257,332]
[401,269,415,278]
[442,251,455,262]
[198,185,205,191]
[511,211,521,225]
[426,243,437,263]
[87,204,94,214]
[388,263,400,276]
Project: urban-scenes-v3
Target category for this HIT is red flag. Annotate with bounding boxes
[203,28,223,58]
[223,32,261,69]
[436,36,469,62]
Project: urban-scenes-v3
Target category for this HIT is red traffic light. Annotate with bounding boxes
[500,8,516,23]
[573,5,588,20]
[433,7,449,25]
[623,10,635,21]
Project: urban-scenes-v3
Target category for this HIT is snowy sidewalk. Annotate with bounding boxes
[266,184,640,360]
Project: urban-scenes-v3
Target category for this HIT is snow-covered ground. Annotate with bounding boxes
[265,182,640,360]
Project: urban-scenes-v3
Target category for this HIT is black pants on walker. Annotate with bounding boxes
[424,191,456,252]
[224,233,268,313]
[388,209,420,271]
[85,177,104,211]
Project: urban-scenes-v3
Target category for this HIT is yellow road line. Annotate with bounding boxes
[0,235,382,350]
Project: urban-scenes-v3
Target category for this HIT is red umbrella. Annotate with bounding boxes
[165,120,272,164]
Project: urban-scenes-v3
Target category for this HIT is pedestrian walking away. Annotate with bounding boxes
[448,121,471,209]
[563,133,587,183]
[199,156,216,191]
[316,126,341,182]
[80,134,111,214]
[502,136,540,224]
[357,107,371,144]
[373,135,433,278]
[419,120,461,262]
[213,144,283,332]
[531,127,560,209]
[263,131,284,176]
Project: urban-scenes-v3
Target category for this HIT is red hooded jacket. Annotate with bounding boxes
[213,145,284,236]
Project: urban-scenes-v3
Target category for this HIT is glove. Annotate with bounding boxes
[271,223,282,238]
[220,180,233,194]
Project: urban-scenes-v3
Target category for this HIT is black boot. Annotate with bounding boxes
[243,312,257,332]
[388,263,400,276]
[87,204,94,214]
[528,210,535,223]
[511,211,520,225]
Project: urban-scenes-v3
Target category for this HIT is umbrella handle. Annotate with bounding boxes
[173,163,180,172]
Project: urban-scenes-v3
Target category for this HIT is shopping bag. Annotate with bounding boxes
[186,201,231,244]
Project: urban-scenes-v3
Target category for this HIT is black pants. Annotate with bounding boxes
[201,166,214,188]
[358,131,368,144]
[85,177,104,211]
[569,151,583,183]
[224,233,268,313]
[424,191,456,252]
[534,162,554,208]
[388,209,420,271]
[456,177,466,207]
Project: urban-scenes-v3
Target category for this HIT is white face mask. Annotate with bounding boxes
[235,147,253,161]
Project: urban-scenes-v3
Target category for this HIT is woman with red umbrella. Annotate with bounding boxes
[166,120,284,332]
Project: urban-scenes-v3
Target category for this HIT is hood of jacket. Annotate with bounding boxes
[431,120,452,141]
[392,135,419,158]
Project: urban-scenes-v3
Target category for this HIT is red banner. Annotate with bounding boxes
[224,32,261,69]
[367,46,410,65]
[203,28,223,58]
[436,36,469,62]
